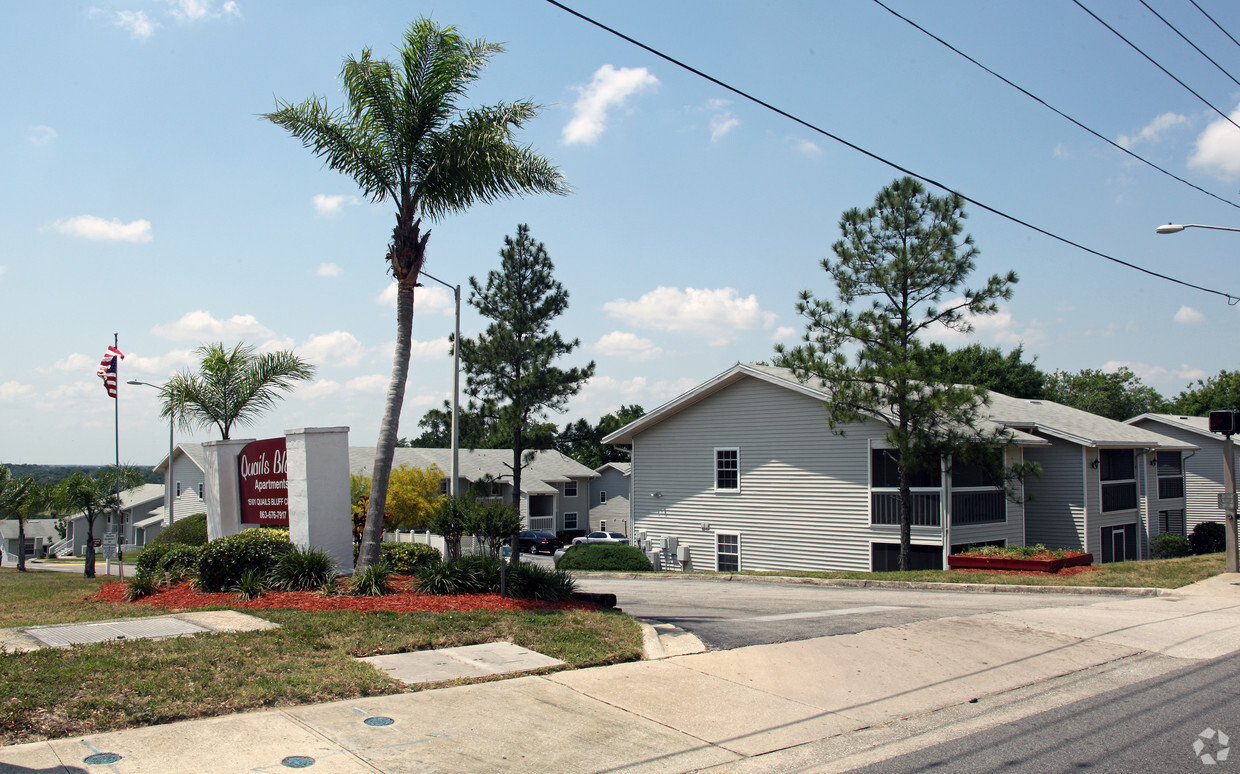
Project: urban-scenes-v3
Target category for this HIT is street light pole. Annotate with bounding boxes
[418,271,461,498]
[1156,223,1240,235]
[128,380,174,529]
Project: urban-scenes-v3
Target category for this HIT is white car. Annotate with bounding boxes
[571,531,629,546]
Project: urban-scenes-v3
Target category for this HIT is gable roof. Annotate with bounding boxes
[0,519,60,541]
[595,462,631,476]
[1126,413,1221,442]
[603,363,1194,451]
[154,442,205,475]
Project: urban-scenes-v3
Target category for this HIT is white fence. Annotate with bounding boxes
[381,530,488,557]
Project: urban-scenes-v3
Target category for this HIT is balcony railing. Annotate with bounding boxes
[871,491,941,526]
[950,489,1006,525]
[1101,481,1138,512]
[1158,477,1185,500]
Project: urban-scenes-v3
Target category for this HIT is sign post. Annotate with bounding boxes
[1209,410,1239,574]
[102,533,118,576]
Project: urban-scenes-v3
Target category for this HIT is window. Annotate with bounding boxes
[871,448,942,526]
[715,448,739,491]
[564,512,578,530]
[717,533,740,572]
[1100,449,1137,512]
[870,449,941,488]
[871,542,944,572]
[176,481,182,497]
[197,482,204,499]
[599,490,607,504]
[439,479,449,496]
[564,480,578,497]
[1157,451,1184,500]
[1158,509,1186,537]
[599,520,606,531]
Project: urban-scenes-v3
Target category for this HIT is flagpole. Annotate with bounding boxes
[113,333,120,578]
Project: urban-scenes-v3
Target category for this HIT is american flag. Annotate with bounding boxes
[96,345,125,398]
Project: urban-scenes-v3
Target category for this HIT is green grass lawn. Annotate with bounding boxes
[740,552,1226,588]
[0,569,642,744]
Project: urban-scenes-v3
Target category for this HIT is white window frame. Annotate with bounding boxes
[599,490,607,504]
[714,447,740,493]
[716,532,741,572]
[176,481,182,497]
[564,512,578,530]
[564,480,578,498]
[197,482,204,499]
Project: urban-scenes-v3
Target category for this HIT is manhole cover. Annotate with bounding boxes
[25,618,209,647]
[364,716,395,726]
[282,756,315,768]
[84,753,122,764]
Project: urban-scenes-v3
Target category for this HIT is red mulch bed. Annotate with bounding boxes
[951,565,1100,578]
[88,580,595,613]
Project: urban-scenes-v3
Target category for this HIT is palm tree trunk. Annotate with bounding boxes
[84,515,96,579]
[16,517,26,572]
[359,277,416,570]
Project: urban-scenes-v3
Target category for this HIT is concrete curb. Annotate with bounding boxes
[572,570,1171,597]
[639,621,707,659]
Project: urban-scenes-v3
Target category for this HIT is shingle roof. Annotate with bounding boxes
[604,363,1195,451]
[0,519,60,541]
[347,447,597,495]
[1126,413,1219,442]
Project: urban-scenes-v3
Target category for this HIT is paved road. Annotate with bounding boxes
[573,575,1104,649]
[850,651,1240,773]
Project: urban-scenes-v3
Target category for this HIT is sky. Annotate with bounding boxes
[3,0,1240,465]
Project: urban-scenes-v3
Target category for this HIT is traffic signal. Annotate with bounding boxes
[1209,410,1240,435]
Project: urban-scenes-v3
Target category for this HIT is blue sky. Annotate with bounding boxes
[3,0,1239,464]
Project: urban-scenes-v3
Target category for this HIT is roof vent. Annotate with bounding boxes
[1028,400,1042,405]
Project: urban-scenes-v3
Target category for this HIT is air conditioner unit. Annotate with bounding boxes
[647,550,663,571]
[676,545,691,563]
[662,536,678,553]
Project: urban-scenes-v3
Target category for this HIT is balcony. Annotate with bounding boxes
[950,490,1006,525]
[871,492,941,526]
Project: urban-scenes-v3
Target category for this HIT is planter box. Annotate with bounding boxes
[947,553,1093,573]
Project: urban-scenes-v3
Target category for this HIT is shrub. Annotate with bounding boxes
[232,568,269,601]
[147,513,209,548]
[414,561,475,595]
[555,543,653,572]
[349,561,394,596]
[506,562,577,601]
[1190,522,1227,555]
[271,546,338,591]
[135,543,200,577]
[196,528,293,593]
[455,555,502,593]
[379,542,442,574]
[125,572,160,601]
[1150,532,1193,559]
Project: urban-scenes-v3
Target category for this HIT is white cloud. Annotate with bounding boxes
[1174,305,1204,324]
[375,282,454,316]
[771,326,798,342]
[789,137,822,158]
[1053,144,1069,160]
[115,10,157,39]
[126,348,195,374]
[300,331,365,368]
[562,64,659,145]
[410,337,453,359]
[701,99,739,142]
[222,1,240,16]
[29,125,57,145]
[589,331,664,361]
[0,266,6,281]
[1117,112,1187,149]
[0,381,34,402]
[312,193,359,216]
[1189,104,1240,179]
[52,353,94,372]
[53,215,152,243]
[576,374,698,416]
[316,262,342,278]
[921,302,1045,348]
[168,0,237,21]
[1102,360,1207,385]
[603,286,777,345]
[33,381,99,412]
[345,374,388,393]
[151,310,274,340]
[301,374,388,400]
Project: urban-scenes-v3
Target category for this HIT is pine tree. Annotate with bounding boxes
[459,224,595,565]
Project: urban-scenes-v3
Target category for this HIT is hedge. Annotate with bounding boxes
[555,543,653,572]
[147,513,208,548]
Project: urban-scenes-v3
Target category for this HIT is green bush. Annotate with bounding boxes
[135,543,200,576]
[232,568,270,601]
[196,528,293,593]
[506,562,577,601]
[455,555,502,592]
[147,513,209,548]
[379,542,442,574]
[1190,522,1227,555]
[125,572,160,601]
[414,561,476,595]
[1150,532,1193,559]
[555,543,653,572]
[271,545,339,591]
[348,561,394,596]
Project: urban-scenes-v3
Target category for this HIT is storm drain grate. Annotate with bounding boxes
[23,618,210,647]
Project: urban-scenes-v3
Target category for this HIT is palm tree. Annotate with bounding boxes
[0,466,36,571]
[161,342,315,440]
[264,18,568,569]
[55,467,144,578]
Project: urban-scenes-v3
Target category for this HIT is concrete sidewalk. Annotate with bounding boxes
[4,576,1240,773]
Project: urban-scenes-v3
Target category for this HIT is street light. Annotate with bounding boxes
[416,270,461,498]
[128,380,175,529]
[1156,221,1240,572]
[1155,223,1240,235]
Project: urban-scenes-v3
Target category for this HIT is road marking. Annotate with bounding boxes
[743,605,908,622]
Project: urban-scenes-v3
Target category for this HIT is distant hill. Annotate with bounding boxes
[1,464,161,487]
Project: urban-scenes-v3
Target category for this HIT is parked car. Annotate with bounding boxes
[503,530,564,554]
[572,531,629,546]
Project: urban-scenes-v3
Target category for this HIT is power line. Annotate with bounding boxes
[870,0,1240,213]
[1139,0,1240,89]
[542,0,1239,305]
[1072,0,1240,135]
[1188,0,1240,54]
